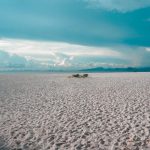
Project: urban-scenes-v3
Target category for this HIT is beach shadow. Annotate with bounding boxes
[0,136,10,150]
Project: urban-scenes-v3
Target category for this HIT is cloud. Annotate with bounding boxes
[0,38,121,56]
[146,47,150,52]
[0,50,57,70]
[0,38,150,71]
[111,46,150,67]
[0,50,27,68]
[0,0,149,47]
[85,0,150,12]
[0,38,121,66]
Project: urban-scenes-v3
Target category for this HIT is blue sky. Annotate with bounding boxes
[0,0,150,70]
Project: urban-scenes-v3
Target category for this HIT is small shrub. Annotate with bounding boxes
[71,74,89,78]
[83,74,88,78]
[72,74,80,78]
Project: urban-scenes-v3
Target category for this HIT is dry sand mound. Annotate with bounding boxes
[0,73,150,150]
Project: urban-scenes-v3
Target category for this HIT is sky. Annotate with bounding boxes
[0,0,150,70]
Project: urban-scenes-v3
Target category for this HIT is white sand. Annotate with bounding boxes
[0,73,150,150]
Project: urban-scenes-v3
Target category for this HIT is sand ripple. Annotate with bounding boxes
[0,73,150,150]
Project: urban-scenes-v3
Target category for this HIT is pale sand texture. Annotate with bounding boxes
[0,73,150,150]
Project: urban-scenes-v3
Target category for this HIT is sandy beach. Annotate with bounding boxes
[0,73,150,150]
